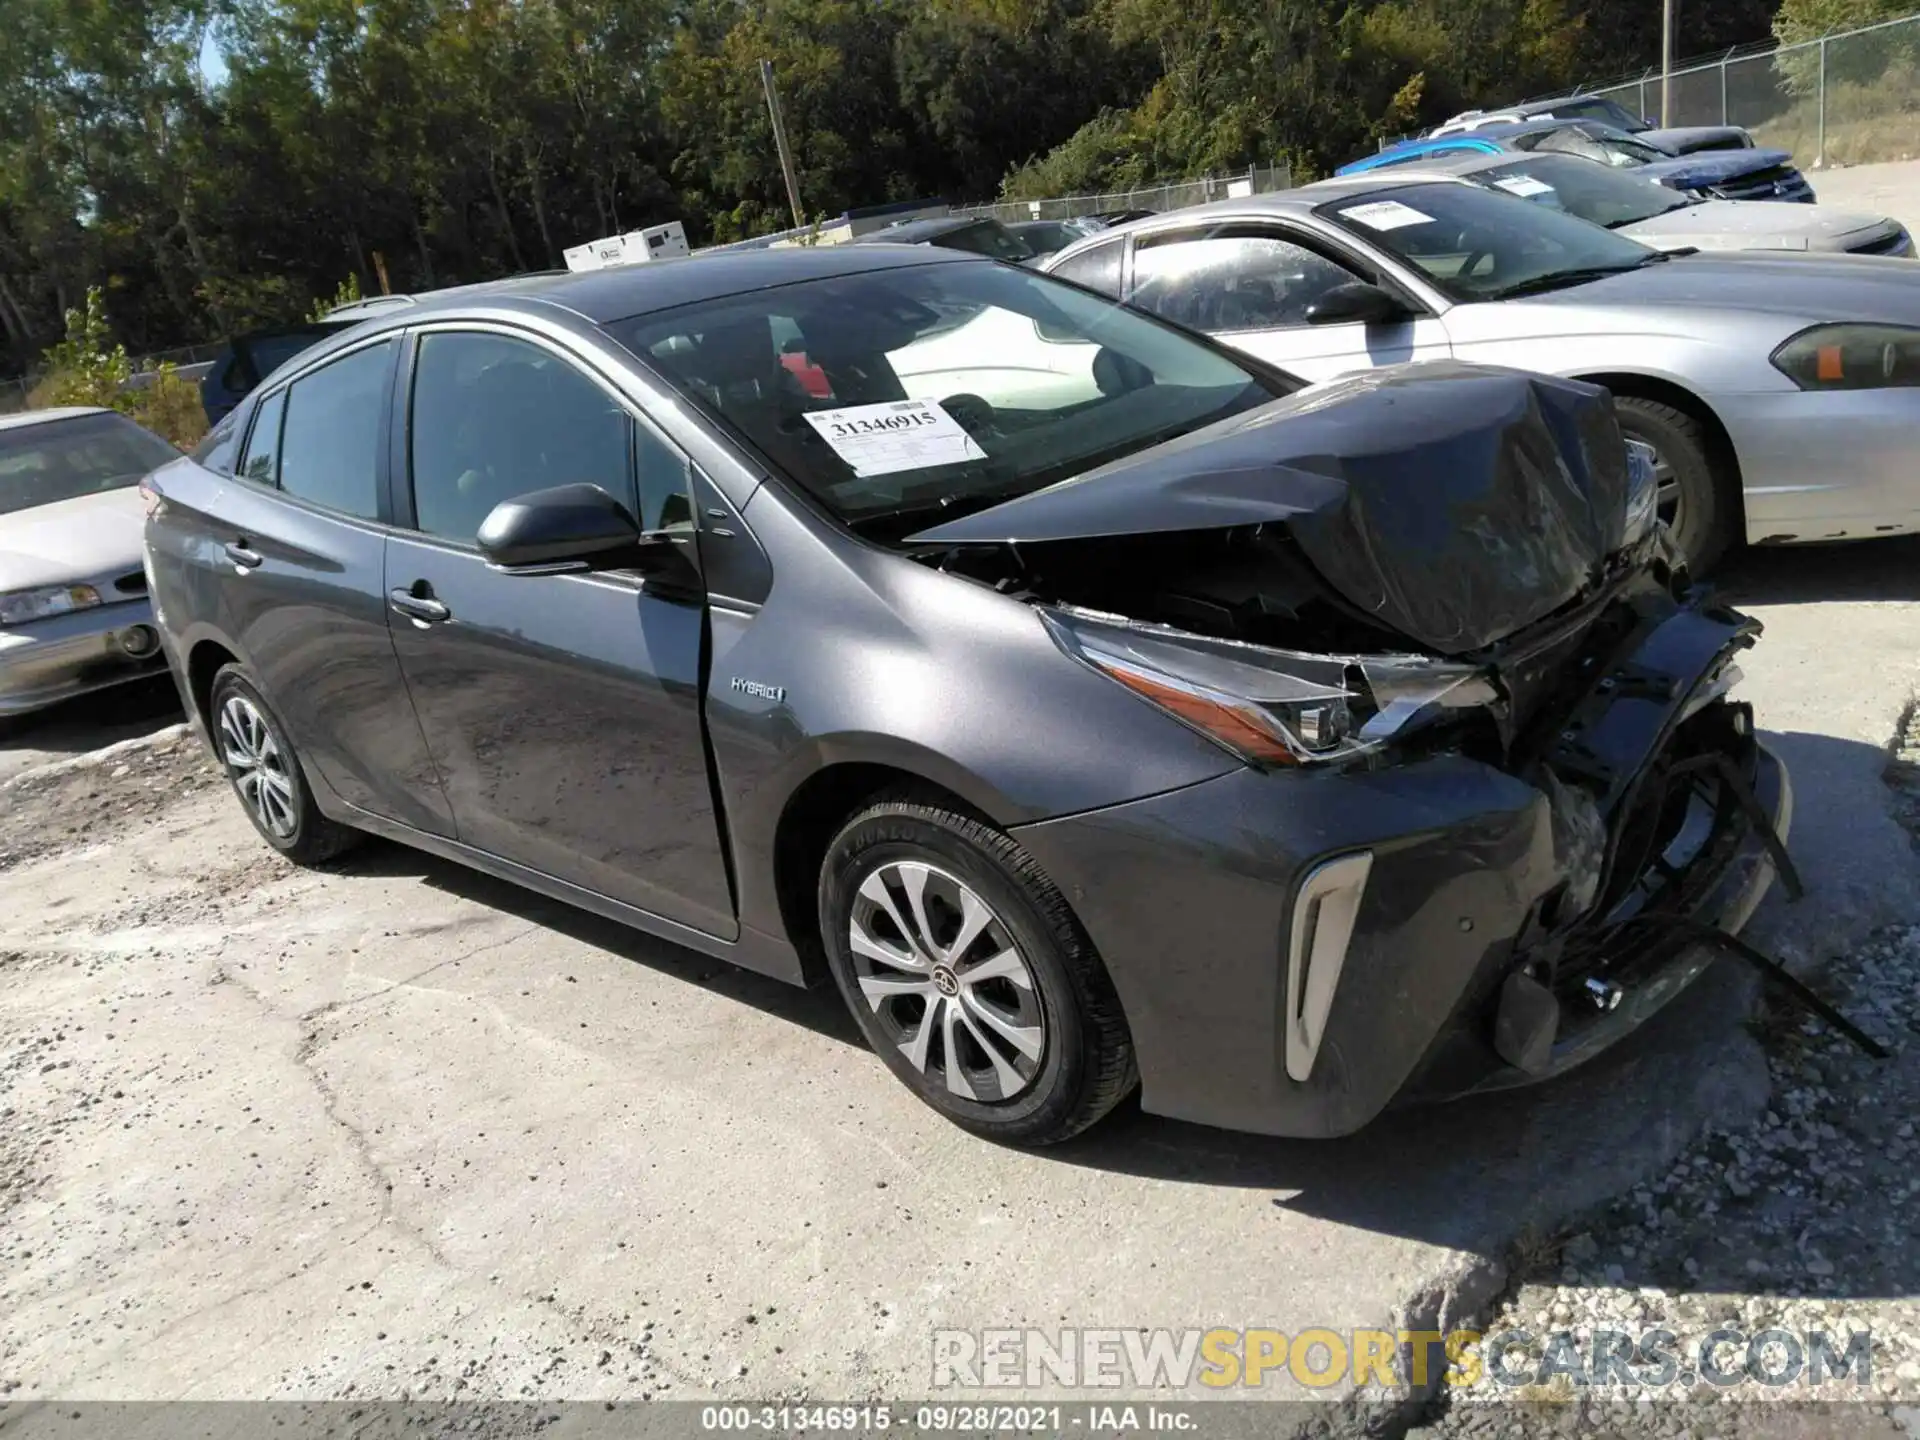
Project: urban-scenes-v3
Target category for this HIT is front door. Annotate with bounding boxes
[382,326,735,939]
[1125,224,1452,384]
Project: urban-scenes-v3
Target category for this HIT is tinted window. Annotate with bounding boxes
[0,412,179,516]
[618,261,1281,529]
[1049,239,1124,297]
[239,390,286,485]
[1478,155,1690,227]
[191,411,242,474]
[936,221,1036,262]
[409,332,638,542]
[1317,182,1656,302]
[278,340,393,519]
[1131,230,1361,331]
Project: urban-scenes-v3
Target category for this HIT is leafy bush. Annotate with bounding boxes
[28,287,208,450]
[307,274,365,323]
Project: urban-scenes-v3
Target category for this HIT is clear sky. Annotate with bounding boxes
[198,27,229,86]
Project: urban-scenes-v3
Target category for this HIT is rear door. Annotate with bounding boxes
[208,338,455,835]
[382,325,734,939]
[1123,223,1452,383]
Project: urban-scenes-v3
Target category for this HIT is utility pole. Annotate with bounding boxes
[760,60,806,230]
[1661,0,1676,126]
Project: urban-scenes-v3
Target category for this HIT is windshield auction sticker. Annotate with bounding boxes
[1338,200,1434,230]
[802,399,988,477]
[1493,174,1557,198]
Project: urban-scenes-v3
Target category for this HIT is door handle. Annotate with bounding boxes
[389,586,451,624]
[225,541,263,571]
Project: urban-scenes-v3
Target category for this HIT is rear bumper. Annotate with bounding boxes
[0,599,167,717]
[1011,596,1780,1138]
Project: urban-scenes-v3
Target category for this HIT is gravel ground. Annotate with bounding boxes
[1410,719,1920,1438]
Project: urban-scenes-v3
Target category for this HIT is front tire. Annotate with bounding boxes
[208,664,360,865]
[1613,396,1737,573]
[818,795,1137,1145]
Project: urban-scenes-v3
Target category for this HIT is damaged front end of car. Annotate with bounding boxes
[907,362,1796,1131]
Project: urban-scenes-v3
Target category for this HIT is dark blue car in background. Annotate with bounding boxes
[1341,119,1815,205]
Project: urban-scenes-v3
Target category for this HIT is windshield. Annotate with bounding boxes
[1476,154,1691,227]
[0,411,179,516]
[1316,182,1661,302]
[616,261,1283,527]
[936,221,1037,262]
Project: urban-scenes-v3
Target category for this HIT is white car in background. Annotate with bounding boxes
[0,407,179,719]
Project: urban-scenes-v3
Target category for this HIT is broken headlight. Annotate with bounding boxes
[1041,606,1497,768]
[1622,437,1659,547]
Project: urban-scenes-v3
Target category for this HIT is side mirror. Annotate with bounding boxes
[1304,282,1411,327]
[478,483,679,576]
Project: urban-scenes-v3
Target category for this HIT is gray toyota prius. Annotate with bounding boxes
[142,245,1789,1144]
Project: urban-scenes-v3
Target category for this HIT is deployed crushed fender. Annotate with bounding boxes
[910,362,1632,656]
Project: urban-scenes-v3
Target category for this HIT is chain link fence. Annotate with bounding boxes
[1578,12,1920,168]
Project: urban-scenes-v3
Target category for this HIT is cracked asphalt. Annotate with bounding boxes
[0,540,1916,1428]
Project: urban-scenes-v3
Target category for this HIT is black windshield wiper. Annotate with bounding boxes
[1480,254,1666,300]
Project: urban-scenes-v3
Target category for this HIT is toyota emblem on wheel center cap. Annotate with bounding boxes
[931,965,960,997]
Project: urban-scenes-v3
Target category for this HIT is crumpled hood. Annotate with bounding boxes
[1640,125,1752,155]
[1636,146,1794,188]
[910,362,1631,656]
[1621,199,1900,253]
[0,486,147,592]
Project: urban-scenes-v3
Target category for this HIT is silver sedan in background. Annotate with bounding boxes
[1372,150,1911,258]
[1044,177,1920,568]
[0,407,179,719]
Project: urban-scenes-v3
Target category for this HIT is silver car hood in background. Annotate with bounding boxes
[1622,200,1902,254]
[0,486,147,592]
[1508,250,1920,324]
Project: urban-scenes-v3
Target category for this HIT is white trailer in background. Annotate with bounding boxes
[562,222,691,272]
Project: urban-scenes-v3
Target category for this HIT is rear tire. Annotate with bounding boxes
[819,794,1137,1145]
[208,664,360,865]
[1612,396,1736,574]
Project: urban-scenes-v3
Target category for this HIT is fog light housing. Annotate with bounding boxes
[119,625,159,658]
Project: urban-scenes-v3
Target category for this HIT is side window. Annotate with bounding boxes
[238,390,285,484]
[1130,230,1363,333]
[408,331,648,543]
[635,423,693,533]
[194,410,243,475]
[1049,239,1124,298]
[277,341,394,519]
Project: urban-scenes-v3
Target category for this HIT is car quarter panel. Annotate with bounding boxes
[143,454,455,836]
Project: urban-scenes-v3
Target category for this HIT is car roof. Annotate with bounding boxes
[1357,149,1531,180]
[847,216,995,245]
[0,406,114,433]
[351,244,978,330]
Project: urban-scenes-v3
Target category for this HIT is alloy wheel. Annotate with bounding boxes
[1646,442,1686,540]
[218,693,298,840]
[847,860,1046,1102]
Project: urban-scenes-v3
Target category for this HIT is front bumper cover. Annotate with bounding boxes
[1010,591,1783,1139]
[0,598,167,717]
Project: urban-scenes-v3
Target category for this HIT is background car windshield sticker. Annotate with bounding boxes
[1338,200,1435,231]
[802,399,988,477]
[1493,174,1556,199]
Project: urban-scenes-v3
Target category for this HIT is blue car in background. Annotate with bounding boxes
[1341,119,1815,205]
